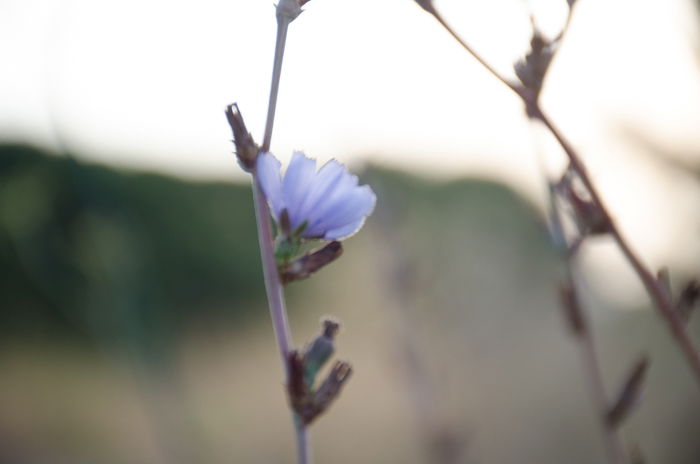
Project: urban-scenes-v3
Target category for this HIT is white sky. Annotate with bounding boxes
[2,0,700,305]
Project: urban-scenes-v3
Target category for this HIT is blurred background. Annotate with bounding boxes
[2,0,700,462]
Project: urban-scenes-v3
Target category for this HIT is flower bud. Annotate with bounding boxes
[286,319,351,425]
[303,318,340,388]
[225,103,259,172]
[303,360,353,425]
[514,26,554,97]
[280,242,343,284]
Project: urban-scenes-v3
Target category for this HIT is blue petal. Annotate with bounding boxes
[323,218,367,240]
[282,152,317,229]
[295,160,345,226]
[304,172,359,235]
[306,185,376,237]
[256,152,284,219]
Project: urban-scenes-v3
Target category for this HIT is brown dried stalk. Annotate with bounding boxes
[415,0,700,388]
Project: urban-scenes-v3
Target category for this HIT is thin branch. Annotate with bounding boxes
[251,178,293,366]
[552,191,628,464]
[262,14,291,152]
[255,2,309,462]
[296,421,310,464]
[420,0,700,389]
[421,4,524,99]
[533,107,700,387]
[576,311,628,464]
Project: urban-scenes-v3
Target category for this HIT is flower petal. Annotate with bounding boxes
[282,152,317,229]
[306,185,376,237]
[295,160,345,225]
[256,152,284,219]
[304,173,359,235]
[323,217,367,240]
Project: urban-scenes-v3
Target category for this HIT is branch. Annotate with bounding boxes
[416,0,700,389]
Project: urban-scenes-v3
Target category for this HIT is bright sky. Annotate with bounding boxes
[2,0,700,305]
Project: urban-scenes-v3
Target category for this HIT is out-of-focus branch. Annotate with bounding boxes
[533,107,700,387]
[551,186,628,464]
[414,0,700,388]
[416,1,524,99]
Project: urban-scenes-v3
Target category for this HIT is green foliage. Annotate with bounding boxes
[0,145,262,343]
[0,146,550,349]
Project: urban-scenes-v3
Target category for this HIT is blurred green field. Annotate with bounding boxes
[1,145,699,463]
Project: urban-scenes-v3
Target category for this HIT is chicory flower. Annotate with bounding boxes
[256,151,376,240]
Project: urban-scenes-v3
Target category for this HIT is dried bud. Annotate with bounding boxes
[606,356,650,428]
[563,182,610,236]
[303,361,353,424]
[303,318,340,388]
[514,25,555,97]
[559,281,586,336]
[286,319,351,425]
[280,241,343,284]
[676,279,700,323]
[225,103,259,172]
[287,350,308,410]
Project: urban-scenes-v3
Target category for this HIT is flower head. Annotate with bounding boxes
[256,151,376,240]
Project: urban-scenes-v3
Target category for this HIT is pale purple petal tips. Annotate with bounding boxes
[255,151,375,240]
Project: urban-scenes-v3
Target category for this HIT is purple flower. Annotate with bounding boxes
[256,151,376,240]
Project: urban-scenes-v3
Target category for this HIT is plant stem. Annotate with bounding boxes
[566,265,627,463]
[296,417,311,464]
[577,313,627,464]
[262,13,291,152]
[255,6,310,463]
[424,2,700,389]
[252,179,292,365]
[549,185,627,464]
[424,5,521,97]
[533,107,700,387]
